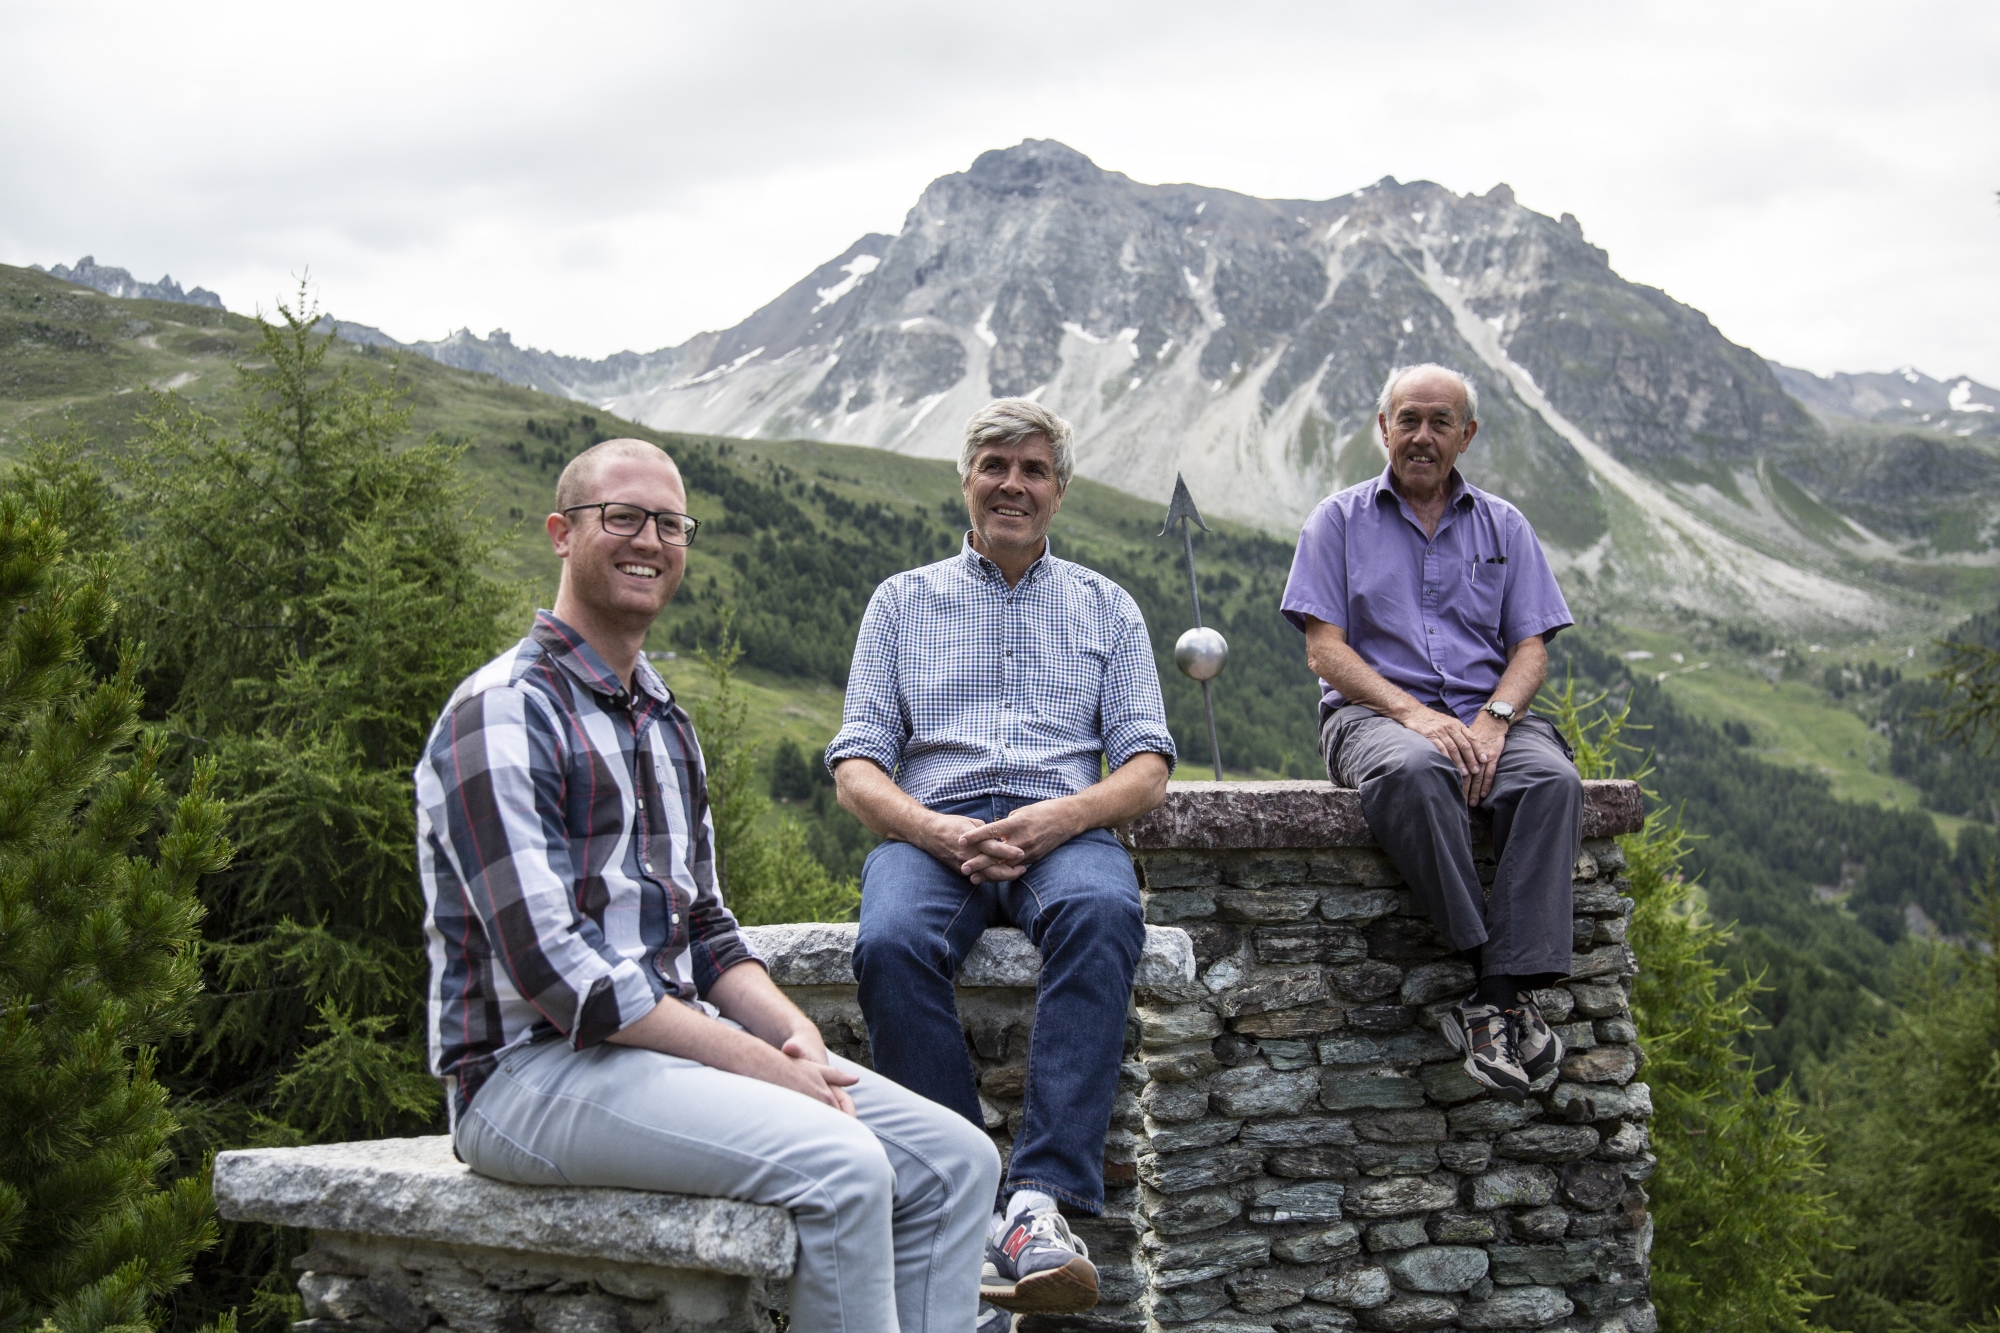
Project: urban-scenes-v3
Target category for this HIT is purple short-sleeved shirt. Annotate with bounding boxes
[1281,467,1573,725]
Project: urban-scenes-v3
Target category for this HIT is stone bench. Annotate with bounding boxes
[216,780,1652,1333]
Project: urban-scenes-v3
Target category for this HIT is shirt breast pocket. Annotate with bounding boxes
[1462,558,1506,639]
[1039,606,1110,721]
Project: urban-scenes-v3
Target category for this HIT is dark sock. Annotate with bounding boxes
[1475,974,1514,1008]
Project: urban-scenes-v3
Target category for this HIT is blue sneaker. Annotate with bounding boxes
[982,1206,1098,1312]
[976,1301,1018,1333]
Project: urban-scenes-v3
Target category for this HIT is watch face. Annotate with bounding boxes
[1488,701,1515,719]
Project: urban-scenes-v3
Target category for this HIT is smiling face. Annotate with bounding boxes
[962,433,1065,564]
[1379,368,1479,502]
[547,450,689,637]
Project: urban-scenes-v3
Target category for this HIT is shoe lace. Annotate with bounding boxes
[1465,1007,1514,1061]
[1023,1210,1089,1260]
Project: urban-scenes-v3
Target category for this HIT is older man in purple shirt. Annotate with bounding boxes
[1280,363,1581,1102]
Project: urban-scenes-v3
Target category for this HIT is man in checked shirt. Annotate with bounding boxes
[416,438,1001,1333]
[828,400,1178,1317]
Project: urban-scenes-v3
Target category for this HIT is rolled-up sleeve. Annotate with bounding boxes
[825,581,909,777]
[429,687,661,1048]
[1281,499,1350,633]
[1101,591,1177,774]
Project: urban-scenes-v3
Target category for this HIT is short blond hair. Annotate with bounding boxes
[960,399,1075,488]
[555,438,677,511]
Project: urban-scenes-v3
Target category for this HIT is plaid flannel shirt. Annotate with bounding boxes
[826,538,1176,805]
[416,611,759,1122]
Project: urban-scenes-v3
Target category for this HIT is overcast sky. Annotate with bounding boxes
[4,1,1996,383]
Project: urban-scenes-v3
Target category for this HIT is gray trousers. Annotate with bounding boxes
[456,1031,1003,1333]
[1322,704,1581,978]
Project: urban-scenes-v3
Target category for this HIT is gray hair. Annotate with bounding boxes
[1375,364,1479,435]
[960,399,1075,488]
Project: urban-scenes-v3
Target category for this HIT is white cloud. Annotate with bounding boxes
[1,0,1995,382]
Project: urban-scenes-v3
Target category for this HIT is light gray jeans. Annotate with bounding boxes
[456,1032,1002,1333]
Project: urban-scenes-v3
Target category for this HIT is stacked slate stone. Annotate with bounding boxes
[1124,835,1653,1333]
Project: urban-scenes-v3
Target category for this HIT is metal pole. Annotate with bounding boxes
[1201,679,1223,783]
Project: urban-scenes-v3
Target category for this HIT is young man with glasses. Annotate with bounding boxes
[829,401,1177,1318]
[416,437,1002,1333]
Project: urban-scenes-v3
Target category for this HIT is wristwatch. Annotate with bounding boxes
[1481,700,1517,726]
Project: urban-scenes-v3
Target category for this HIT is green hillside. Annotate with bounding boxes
[11,257,2000,1088]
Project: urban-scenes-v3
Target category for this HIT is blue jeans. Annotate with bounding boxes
[852,795,1145,1215]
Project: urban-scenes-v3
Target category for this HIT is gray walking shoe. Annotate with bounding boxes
[982,1206,1098,1312]
[1440,997,1532,1103]
[1509,991,1566,1083]
[977,1301,1019,1333]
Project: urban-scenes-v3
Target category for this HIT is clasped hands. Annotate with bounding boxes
[922,800,1080,884]
[1402,707,1512,805]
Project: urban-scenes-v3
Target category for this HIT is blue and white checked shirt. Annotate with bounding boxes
[416,611,759,1122]
[826,538,1177,806]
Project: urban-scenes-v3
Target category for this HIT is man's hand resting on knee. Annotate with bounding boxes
[607,961,859,1115]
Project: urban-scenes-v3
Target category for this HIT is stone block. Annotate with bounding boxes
[1560,1046,1638,1085]
[1427,1210,1498,1244]
[1149,891,1219,923]
[1263,1039,1318,1070]
[1561,1161,1627,1213]
[1554,1022,1597,1052]
[1470,1165,1557,1210]
[1344,1175,1458,1218]
[1141,1146,1265,1193]
[1527,987,1574,1023]
[1240,1117,1360,1150]
[1399,962,1475,1007]
[1354,1110,1446,1144]
[1212,1068,1321,1119]
[1311,850,1404,887]
[1383,1245,1488,1293]
[1141,1006,1225,1046]
[1584,838,1626,872]
[1495,1125,1599,1163]
[1549,1082,1651,1123]
[1356,1295,1459,1331]
[1229,1269,1309,1313]
[1146,1043,1223,1082]
[1328,961,1405,1000]
[1589,916,1629,946]
[1454,1284,1574,1329]
[1217,890,1323,924]
[1595,1122,1649,1161]
[1322,1073,1426,1111]
[1224,853,1316,887]
[1152,1284,1231,1322]
[1267,1146,1361,1179]
[1319,1030,1452,1068]
[1144,1233,1272,1288]
[1321,890,1405,922]
[1150,1187,1245,1237]
[1343,1006,1415,1033]
[1275,1303,1362,1333]
[1141,1080,1211,1123]
[1273,1222,1364,1264]
[212,1137,796,1278]
[1485,1237,1616,1286]
[1435,1141,1491,1174]
[1148,1118,1243,1154]
[1251,1180,1348,1223]
[1447,1101,1538,1135]
[1572,884,1631,915]
[1365,1218,1430,1252]
[1139,852,1227,889]
[1594,1017,1639,1044]
[1306,1261,1395,1309]
[1354,1144,1440,1176]
[1417,1063,1487,1106]
[297,1272,368,1321]
[980,1064,1027,1099]
[1567,982,1628,1019]
[1570,1277,1649,1318]
[1261,925,1370,965]
[1567,945,1637,981]
[1511,1205,1570,1241]
[1364,918,1451,962]
[1235,1006,1350,1039]
[1182,921,1245,971]
[1218,969,1331,1018]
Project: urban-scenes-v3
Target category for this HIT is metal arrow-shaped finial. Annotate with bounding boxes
[1160,472,1227,781]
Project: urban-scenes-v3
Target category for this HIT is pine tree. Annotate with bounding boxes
[110,291,518,1321]
[0,462,232,1333]
[1545,682,1836,1333]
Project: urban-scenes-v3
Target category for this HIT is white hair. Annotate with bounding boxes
[959,399,1075,488]
[1376,364,1479,436]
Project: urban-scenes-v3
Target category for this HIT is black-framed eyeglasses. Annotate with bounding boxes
[563,503,701,546]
